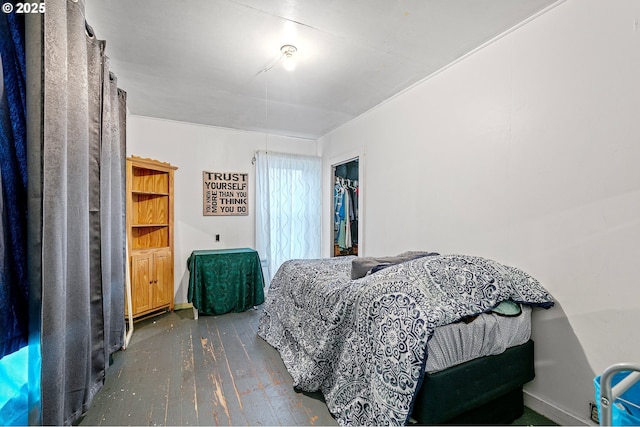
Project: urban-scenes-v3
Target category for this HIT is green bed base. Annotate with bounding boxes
[411,339,535,425]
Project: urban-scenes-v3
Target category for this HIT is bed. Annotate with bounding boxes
[257,253,554,425]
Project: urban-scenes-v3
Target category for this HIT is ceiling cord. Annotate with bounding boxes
[253,54,286,164]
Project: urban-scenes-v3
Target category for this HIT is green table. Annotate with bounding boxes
[187,248,265,315]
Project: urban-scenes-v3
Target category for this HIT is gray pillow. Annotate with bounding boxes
[351,251,437,279]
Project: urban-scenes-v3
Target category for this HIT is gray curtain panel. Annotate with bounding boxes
[35,1,126,424]
[101,70,126,360]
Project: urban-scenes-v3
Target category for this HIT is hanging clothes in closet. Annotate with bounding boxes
[333,176,358,256]
[333,159,359,256]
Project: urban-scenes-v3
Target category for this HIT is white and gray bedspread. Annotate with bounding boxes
[257,254,553,426]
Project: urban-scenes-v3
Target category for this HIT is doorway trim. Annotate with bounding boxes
[328,149,365,257]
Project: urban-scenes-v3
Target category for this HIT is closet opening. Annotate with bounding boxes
[332,158,360,257]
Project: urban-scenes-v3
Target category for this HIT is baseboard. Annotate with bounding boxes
[174,302,193,311]
[524,391,592,426]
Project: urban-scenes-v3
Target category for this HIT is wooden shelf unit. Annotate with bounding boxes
[126,156,178,319]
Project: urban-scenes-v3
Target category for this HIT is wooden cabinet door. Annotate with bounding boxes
[131,252,153,315]
[152,249,173,308]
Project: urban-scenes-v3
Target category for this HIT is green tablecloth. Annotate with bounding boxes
[187,248,265,315]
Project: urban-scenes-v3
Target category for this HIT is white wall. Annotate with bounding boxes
[319,0,640,424]
[127,116,318,305]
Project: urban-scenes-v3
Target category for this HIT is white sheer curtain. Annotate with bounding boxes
[256,151,321,287]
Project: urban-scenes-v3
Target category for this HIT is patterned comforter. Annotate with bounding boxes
[257,254,554,426]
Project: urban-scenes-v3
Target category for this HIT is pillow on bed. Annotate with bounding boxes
[351,251,438,279]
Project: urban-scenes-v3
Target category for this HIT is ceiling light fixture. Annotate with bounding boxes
[280,44,297,71]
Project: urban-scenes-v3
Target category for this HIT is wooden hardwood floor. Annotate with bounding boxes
[78,308,337,426]
[78,307,556,426]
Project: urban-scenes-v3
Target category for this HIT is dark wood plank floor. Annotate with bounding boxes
[78,307,556,426]
[78,308,337,426]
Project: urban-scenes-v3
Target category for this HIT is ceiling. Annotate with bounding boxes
[84,0,559,140]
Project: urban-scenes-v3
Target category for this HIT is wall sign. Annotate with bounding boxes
[203,171,249,216]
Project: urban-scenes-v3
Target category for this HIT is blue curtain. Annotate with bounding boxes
[0,5,28,360]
